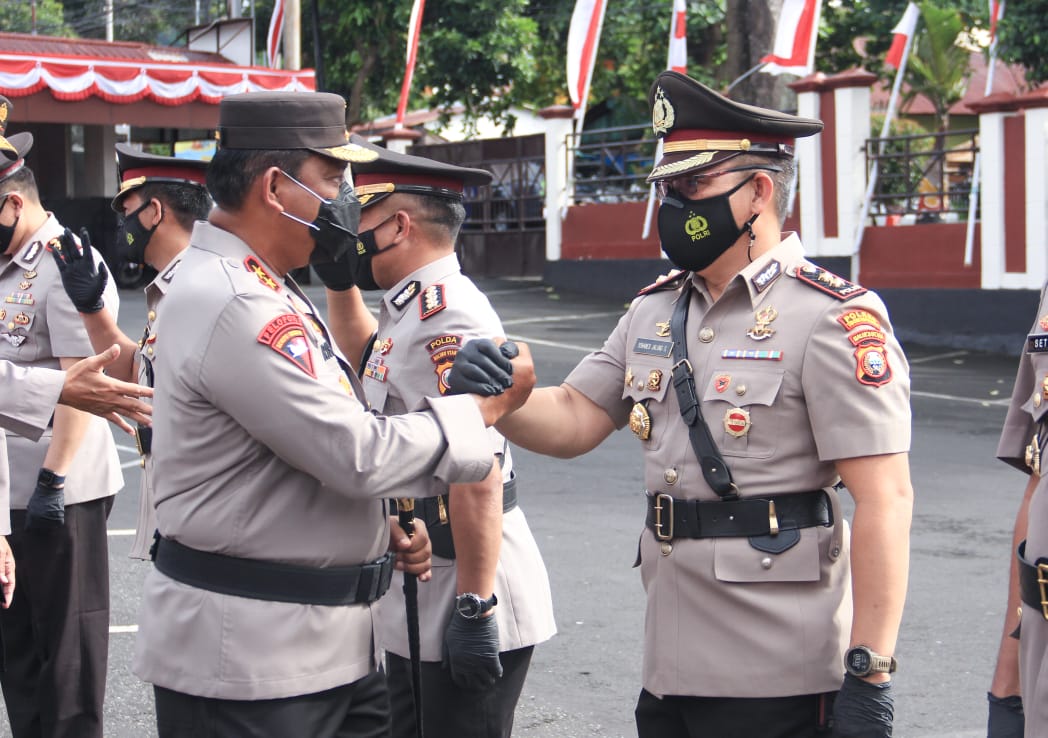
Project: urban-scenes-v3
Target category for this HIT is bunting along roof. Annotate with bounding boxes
[0,32,314,107]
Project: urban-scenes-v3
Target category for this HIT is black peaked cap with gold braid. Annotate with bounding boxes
[647,71,822,182]
[0,94,33,184]
[111,143,210,212]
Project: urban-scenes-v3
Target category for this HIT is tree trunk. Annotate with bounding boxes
[724,0,795,113]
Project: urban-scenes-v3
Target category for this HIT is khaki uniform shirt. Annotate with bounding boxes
[0,215,123,515]
[565,234,911,698]
[133,222,496,700]
[997,283,1048,732]
[364,253,557,661]
[128,255,182,561]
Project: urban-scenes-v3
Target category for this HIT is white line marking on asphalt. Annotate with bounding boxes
[107,529,135,536]
[911,390,1010,407]
[909,350,970,364]
[507,334,600,353]
[482,286,548,297]
[120,460,142,470]
[110,625,139,634]
[502,311,622,326]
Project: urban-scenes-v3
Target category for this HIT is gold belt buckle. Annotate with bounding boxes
[134,428,146,457]
[768,499,780,536]
[654,493,674,541]
[1038,562,1048,620]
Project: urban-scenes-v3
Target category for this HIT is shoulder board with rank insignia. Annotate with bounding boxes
[751,259,782,293]
[637,270,687,296]
[794,264,867,301]
[392,280,420,310]
[419,284,447,320]
[244,256,280,293]
[160,259,181,283]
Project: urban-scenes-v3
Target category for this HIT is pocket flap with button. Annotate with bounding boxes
[702,368,783,408]
[621,359,673,404]
[713,528,820,583]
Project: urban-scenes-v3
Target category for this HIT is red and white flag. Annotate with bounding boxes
[566,0,607,123]
[885,3,920,69]
[667,0,687,74]
[761,0,822,75]
[266,0,285,69]
[988,0,1004,45]
[395,0,426,128]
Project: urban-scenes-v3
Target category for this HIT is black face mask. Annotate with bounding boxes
[116,199,159,264]
[279,172,361,264]
[657,175,758,272]
[343,214,398,291]
[0,195,19,254]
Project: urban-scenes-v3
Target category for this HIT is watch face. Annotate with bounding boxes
[847,648,871,675]
[456,595,481,619]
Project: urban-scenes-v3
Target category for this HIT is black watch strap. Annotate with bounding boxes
[37,468,66,489]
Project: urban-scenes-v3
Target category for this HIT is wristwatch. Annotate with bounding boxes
[844,645,897,677]
[454,592,498,620]
[37,468,66,489]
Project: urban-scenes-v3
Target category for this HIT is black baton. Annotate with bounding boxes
[397,498,424,737]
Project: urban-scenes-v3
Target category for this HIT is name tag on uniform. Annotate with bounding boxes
[633,338,672,357]
[1028,334,1048,353]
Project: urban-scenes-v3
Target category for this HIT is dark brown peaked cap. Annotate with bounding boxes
[647,70,822,181]
[216,91,378,164]
[111,143,210,212]
[348,134,492,208]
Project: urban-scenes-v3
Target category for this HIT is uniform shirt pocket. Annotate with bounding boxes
[1022,353,1048,423]
[702,368,784,459]
[0,308,36,357]
[713,528,820,583]
[622,357,673,450]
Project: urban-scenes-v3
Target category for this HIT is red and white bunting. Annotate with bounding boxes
[761,0,822,76]
[988,0,1004,45]
[885,2,920,70]
[566,0,607,123]
[667,0,687,74]
[395,0,426,129]
[266,0,285,69]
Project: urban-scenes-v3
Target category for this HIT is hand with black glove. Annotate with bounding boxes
[24,468,66,532]
[832,674,894,738]
[987,692,1024,738]
[50,227,108,314]
[446,339,518,396]
[311,257,356,292]
[443,609,503,690]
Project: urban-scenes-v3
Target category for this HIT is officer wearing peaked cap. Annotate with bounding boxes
[51,143,211,562]
[131,91,535,738]
[451,71,913,737]
[317,136,556,738]
[0,94,125,738]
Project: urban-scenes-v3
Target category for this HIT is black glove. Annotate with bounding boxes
[443,610,503,690]
[50,227,108,314]
[832,674,894,738]
[311,258,355,292]
[987,692,1024,738]
[446,339,518,396]
[25,468,66,531]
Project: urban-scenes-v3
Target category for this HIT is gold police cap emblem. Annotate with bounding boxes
[652,86,675,136]
[629,402,652,440]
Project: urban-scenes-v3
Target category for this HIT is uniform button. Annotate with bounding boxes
[146,346,154,357]
[699,327,715,343]
[6,323,12,330]
[139,458,146,468]
[637,382,645,390]
[148,310,156,322]
[760,557,773,570]
[660,542,673,556]
[735,384,747,396]
[664,468,678,485]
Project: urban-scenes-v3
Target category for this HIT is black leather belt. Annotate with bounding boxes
[644,490,831,541]
[152,536,393,606]
[1018,541,1048,620]
[135,425,152,456]
[413,475,518,560]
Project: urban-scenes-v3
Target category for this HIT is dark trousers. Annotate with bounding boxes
[635,688,836,738]
[155,671,392,738]
[387,646,534,738]
[0,498,112,738]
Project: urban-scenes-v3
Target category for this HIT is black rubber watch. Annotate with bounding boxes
[37,468,66,489]
[844,645,897,677]
[454,592,498,620]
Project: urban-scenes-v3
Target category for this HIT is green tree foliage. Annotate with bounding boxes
[996,0,1048,85]
[905,2,970,132]
[60,0,228,45]
[0,0,73,37]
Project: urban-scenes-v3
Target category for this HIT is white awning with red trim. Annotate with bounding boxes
[0,34,314,106]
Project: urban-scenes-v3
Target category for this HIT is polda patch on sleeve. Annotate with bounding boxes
[257,314,316,378]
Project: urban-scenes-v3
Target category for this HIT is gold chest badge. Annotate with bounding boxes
[723,407,751,437]
[629,402,652,440]
[746,306,777,341]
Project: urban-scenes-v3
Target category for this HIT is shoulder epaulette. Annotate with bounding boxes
[419,283,447,320]
[793,264,867,301]
[637,270,688,296]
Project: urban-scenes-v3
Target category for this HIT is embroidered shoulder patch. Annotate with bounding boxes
[23,240,42,263]
[428,335,462,395]
[795,265,867,301]
[392,280,421,310]
[245,256,281,292]
[751,259,782,293]
[854,344,892,387]
[257,314,315,378]
[160,258,181,283]
[419,284,447,320]
[638,270,687,296]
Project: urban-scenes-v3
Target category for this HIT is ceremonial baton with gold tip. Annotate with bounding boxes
[397,497,424,738]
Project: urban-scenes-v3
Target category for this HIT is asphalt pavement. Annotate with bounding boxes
[0,275,1027,738]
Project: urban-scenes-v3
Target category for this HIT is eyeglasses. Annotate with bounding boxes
[655,165,781,201]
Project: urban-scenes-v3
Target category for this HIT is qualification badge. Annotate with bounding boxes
[625,366,634,388]
[629,402,652,440]
[655,320,671,337]
[746,307,777,341]
[1027,431,1042,477]
[723,407,751,437]
[1042,375,1048,400]
[647,369,663,392]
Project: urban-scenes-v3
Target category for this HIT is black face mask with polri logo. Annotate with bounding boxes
[657,175,758,272]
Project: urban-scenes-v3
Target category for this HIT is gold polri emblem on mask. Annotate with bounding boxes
[629,402,652,440]
[685,212,710,241]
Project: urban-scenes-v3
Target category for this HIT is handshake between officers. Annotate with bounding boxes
[130,91,535,738]
[450,71,914,738]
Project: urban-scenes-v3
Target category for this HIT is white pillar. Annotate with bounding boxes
[83,125,118,198]
[794,89,823,254]
[832,85,872,257]
[1023,107,1048,289]
[539,109,574,262]
[979,111,1007,289]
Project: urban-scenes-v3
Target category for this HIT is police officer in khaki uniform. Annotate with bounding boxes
[0,104,124,738]
[131,91,535,738]
[317,141,556,738]
[987,285,1048,738]
[52,145,211,559]
[452,71,913,738]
